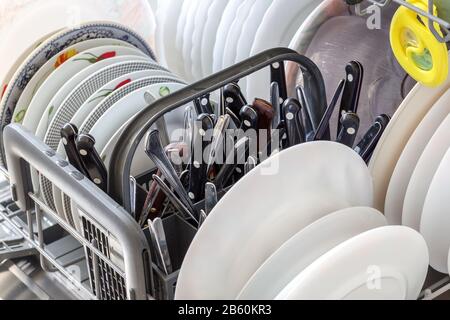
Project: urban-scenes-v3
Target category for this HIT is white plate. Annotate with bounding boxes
[34,52,148,142]
[86,81,185,160]
[181,0,201,82]
[200,0,230,77]
[39,58,155,211]
[190,0,215,81]
[212,0,245,74]
[402,114,450,231]
[175,0,194,78]
[237,207,387,300]
[234,0,273,64]
[276,226,428,300]
[155,0,184,70]
[369,52,450,212]
[175,141,373,300]
[22,45,145,134]
[422,147,450,273]
[221,0,257,70]
[0,0,155,92]
[246,0,321,101]
[385,90,450,225]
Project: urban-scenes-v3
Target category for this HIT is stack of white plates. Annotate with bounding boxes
[175,141,429,300]
[155,0,323,97]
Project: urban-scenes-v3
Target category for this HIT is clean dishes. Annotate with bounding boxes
[155,0,184,68]
[89,82,186,171]
[212,0,245,74]
[234,0,273,64]
[385,90,450,225]
[39,58,155,210]
[34,55,149,144]
[276,226,429,300]
[174,0,193,78]
[175,141,373,300]
[0,0,155,92]
[237,207,387,300]
[421,147,450,273]
[221,0,257,70]
[0,22,155,166]
[200,0,230,77]
[12,39,134,125]
[181,0,201,82]
[22,45,147,134]
[390,0,448,87]
[369,52,450,212]
[402,114,450,231]
[190,0,215,80]
[246,0,322,100]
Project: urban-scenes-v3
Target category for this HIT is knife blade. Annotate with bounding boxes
[145,130,198,222]
[204,182,218,216]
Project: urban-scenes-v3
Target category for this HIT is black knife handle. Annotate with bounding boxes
[239,105,259,131]
[282,98,305,147]
[338,61,363,134]
[223,83,247,118]
[76,134,108,192]
[354,114,390,162]
[188,114,214,202]
[337,112,360,148]
[60,123,88,175]
[195,94,215,115]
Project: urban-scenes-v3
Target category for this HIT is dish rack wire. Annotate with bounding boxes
[353,0,450,43]
[0,48,329,300]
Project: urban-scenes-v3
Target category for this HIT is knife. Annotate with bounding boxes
[195,94,215,115]
[206,115,231,176]
[188,114,214,203]
[337,61,363,135]
[75,134,108,192]
[223,82,247,118]
[139,172,166,226]
[336,112,360,148]
[296,85,315,140]
[313,79,346,141]
[145,130,198,222]
[204,182,218,216]
[147,218,169,275]
[270,82,281,129]
[214,136,250,190]
[153,217,172,275]
[282,98,305,147]
[60,123,87,175]
[354,114,390,162]
[183,105,196,161]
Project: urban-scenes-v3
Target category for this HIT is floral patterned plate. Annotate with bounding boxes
[28,46,148,139]
[0,0,156,99]
[38,58,158,212]
[13,38,135,125]
[0,21,156,167]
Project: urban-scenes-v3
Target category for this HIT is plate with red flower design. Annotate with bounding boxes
[13,38,134,126]
[24,46,149,138]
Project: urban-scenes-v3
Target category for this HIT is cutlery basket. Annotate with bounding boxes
[0,48,328,300]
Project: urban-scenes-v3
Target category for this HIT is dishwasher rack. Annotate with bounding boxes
[0,47,448,300]
[0,48,327,300]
